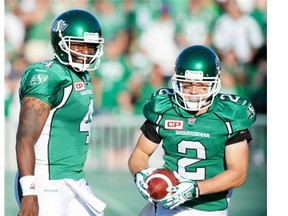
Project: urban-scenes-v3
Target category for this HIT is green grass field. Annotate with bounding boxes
[5,166,266,216]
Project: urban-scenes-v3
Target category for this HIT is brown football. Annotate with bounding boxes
[146,168,179,201]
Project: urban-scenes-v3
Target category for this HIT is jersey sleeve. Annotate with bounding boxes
[143,88,175,124]
[140,120,162,144]
[215,94,257,135]
[20,61,70,108]
[231,102,256,132]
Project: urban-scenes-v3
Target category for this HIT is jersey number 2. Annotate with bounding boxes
[177,140,206,180]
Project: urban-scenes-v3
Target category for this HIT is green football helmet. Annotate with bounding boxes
[171,45,221,111]
[51,9,104,72]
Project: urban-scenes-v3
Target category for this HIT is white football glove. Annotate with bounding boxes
[162,172,199,209]
[134,167,158,203]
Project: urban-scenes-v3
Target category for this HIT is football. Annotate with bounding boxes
[146,168,179,201]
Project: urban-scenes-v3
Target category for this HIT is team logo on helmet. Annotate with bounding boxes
[51,20,68,32]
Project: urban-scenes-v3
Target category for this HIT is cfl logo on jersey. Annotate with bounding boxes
[187,117,196,125]
[74,81,85,91]
[165,120,184,130]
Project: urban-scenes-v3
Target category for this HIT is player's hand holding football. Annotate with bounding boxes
[162,172,199,209]
[134,167,157,203]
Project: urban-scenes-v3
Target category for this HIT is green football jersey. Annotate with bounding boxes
[19,60,95,180]
[143,88,256,211]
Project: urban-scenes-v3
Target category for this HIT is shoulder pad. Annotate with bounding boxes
[213,94,257,133]
[152,88,174,97]
[21,60,69,87]
[143,88,175,123]
[19,60,70,105]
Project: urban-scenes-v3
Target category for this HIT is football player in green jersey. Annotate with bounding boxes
[128,45,256,215]
[15,9,106,216]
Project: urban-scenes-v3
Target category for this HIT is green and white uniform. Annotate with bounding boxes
[142,88,256,212]
[19,59,95,180]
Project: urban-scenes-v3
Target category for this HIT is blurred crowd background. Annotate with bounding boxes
[5,0,267,120]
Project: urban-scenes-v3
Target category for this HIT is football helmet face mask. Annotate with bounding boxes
[51,9,104,72]
[171,45,221,111]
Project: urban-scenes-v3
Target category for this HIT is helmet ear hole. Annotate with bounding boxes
[58,41,66,52]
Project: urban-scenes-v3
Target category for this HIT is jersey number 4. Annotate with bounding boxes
[80,99,94,144]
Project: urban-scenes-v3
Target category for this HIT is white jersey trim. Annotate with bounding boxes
[34,85,73,179]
